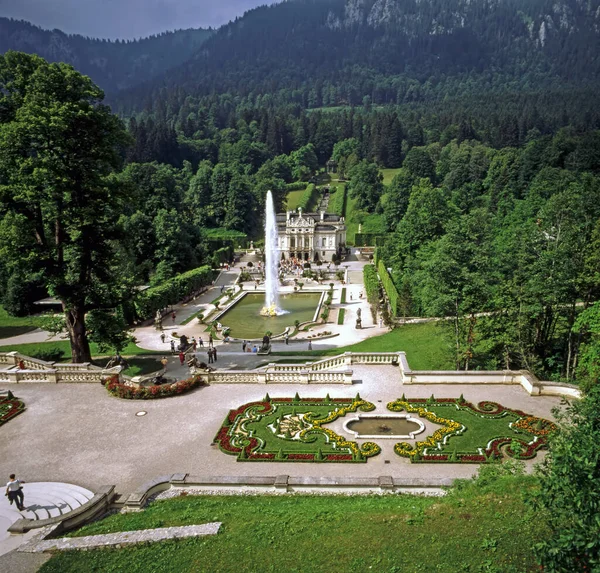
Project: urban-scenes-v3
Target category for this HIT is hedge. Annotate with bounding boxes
[378,260,399,317]
[328,185,347,216]
[363,265,379,306]
[340,287,346,304]
[104,374,207,399]
[354,233,390,247]
[337,308,345,325]
[286,181,309,191]
[297,184,318,212]
[134,266,214,321]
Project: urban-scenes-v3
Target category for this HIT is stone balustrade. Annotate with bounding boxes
[0,352,122,384]
[207,367,353,385]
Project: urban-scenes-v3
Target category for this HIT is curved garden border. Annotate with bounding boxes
[104,375,207,400]
[388,396,556,463]
[0,393,25,426]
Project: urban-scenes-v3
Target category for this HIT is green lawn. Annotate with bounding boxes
[285,187,308,210]
[345,195,387,245]
[0,306,46,339]
[0,340,163,362]
[41,472,544,573]
[92,356,163,377]
[274,322,452,371]
[380,168,402,186]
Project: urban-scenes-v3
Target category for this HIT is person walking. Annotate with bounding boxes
[207,348,214,364]
[5,474,25,511]
[171,311,176,323]
[179,351,185,366]
[160,332,166,343]
[242,340,247,352]
[198,337,204,347]
[161,356,168,371]
[191,336,197,351]
[170,340,175,354]
[208,334,213,348]
[213,346,218,362]
[308,340,312,350]
[285,333,289,345]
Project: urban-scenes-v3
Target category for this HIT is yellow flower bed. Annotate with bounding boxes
[388,400,461,459]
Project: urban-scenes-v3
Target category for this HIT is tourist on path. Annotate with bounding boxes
[179,351,185,365]
[208,334,213,348]
[161,356,168,371]
[242,340,247,352]
[5,474,25,511]
[308,340,312,350]
[191,337,197,351]
[285,333,289,345]
[207,348,214,364]
[198,337,204,347]
[170,340,175,354]
[172,311,176,322]
[213,346,218,362]
[160,333,166,343]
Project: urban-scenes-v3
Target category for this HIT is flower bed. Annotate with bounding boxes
[0,394,26,426]
[104,375,207,400]
[388,396,556,464]
[214,395,381,463]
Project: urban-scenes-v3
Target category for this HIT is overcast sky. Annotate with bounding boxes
[0,0,280,39]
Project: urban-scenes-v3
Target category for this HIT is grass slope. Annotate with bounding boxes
[273,322,453,370]
[41,472,544,573]
[0,306,45,339]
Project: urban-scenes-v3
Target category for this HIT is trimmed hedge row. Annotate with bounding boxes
[363,265,379,306]
[104,374,207,399]
[354,233,389,247]
[134,266,214,321]
[328,185,347,216]
[378,260,399,317]
[297,184,318,212]
[337,308,345,325]
[286,181,309,191]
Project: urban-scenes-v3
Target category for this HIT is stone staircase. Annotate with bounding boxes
[0,482,94,547]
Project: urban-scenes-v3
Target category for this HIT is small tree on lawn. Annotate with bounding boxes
[531,386,600,572]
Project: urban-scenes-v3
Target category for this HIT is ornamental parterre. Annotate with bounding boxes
[214,394,381,462]
[0,395,26,426]
[387,396,557,463]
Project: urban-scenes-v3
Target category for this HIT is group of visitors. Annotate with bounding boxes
[241,340,259,353]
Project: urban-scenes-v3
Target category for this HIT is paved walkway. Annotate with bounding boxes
[0,366,562,497]
[20,522,221,553]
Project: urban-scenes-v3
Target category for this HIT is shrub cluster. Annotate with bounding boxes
[104,374,207,399]
[134,266,213,321]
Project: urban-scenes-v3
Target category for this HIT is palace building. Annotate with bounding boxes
[276,208,346,262]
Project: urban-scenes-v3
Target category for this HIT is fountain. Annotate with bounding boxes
[261,190,286,317]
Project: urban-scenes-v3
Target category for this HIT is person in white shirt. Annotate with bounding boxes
[5,474,25,511]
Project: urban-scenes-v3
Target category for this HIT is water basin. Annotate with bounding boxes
[217,292,322,339]
[343,415,425,439]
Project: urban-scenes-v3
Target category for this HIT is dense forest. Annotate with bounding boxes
[0,17,212,93]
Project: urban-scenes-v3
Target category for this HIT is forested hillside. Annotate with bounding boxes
[0,18,212,93]
[116,0,600,114]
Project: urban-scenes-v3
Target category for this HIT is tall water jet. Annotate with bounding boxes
[261,190,283,316]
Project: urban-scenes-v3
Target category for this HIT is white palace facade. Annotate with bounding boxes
[276,208,346,262]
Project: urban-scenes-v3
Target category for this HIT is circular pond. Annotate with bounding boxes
[217,292,321,339]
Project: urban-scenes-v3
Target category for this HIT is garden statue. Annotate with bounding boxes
[356,307,362,329]
[154,309,163,330]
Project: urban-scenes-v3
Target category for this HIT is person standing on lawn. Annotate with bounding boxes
[5,474,25,511]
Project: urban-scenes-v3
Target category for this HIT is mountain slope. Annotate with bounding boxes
[0,18,213,93]
[116,0,600,111]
